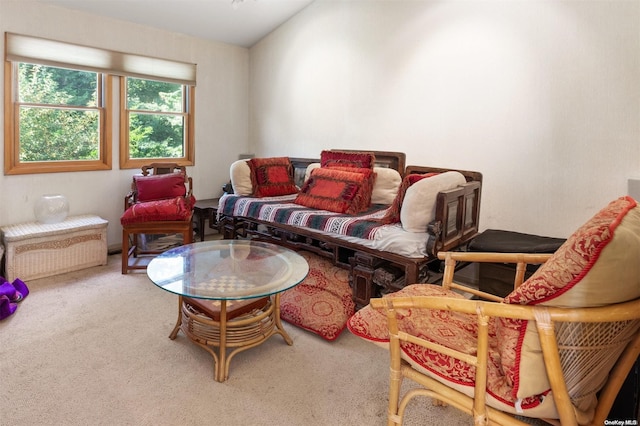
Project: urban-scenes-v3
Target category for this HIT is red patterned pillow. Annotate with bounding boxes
[280,251,355,341]
[120,196,195,225]
[320,150,375,169]
[497,196,640,403]
[294,167,374,214]
[134,173,186,202]
[379,173,439,224]
[248,157,298,197]
[321,165,376,189]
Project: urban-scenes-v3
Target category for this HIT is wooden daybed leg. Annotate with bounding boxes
[350,252,383,309]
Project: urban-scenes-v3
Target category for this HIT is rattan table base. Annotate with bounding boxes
[169,294,292,382]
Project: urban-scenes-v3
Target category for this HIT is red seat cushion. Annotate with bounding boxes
[120,196,194,225]
[347,284,556,417]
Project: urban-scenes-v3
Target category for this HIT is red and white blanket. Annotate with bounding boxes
[218,194,391,240]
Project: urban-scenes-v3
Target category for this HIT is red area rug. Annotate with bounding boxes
[280,251,355,341]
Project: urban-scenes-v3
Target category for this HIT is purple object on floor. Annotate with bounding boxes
[0,295,18,320]
[0,277,29,320]
[11,278,29,300]
[0,281,20,302]
[0,278,29,303]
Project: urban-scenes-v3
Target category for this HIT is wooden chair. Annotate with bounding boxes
[121,163,194,274]
[141,162,183,176]
[348,196,640,425]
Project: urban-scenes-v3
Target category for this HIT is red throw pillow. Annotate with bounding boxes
[295,167,374,214]
[248,157,298,197]
[134,173,187,202]
[379,173,439,224]
[120,196,194,225]
[320,150,375,169]
[321,165,377,206]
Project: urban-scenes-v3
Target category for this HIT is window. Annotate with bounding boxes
[120,77,195,169]
[4,62,111,174]
[4,33,196,174]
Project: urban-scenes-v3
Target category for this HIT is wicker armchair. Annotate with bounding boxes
[120,163,195,274]
[348,196,640,425]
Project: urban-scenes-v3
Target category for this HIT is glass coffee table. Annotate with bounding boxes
[147,240,309,382]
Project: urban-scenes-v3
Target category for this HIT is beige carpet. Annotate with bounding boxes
[0,254,473,426]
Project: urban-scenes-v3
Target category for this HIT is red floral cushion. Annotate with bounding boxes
[497,196,640,404]
[347,283,464,344]
[379,173,439,224]
[120,196,195,225]
[294,167,375,214]
[347,284,555,416]
[280,251,355,341]
[134,173,187,202]
[248,157,298,197]
[320,150,375,169]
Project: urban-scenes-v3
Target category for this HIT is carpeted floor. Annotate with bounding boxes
[0,253,476,425]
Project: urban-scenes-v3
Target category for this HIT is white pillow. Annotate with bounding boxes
[304,163,321,181]
[400,171,467,233]
[303,163,401,205]
[229,159,253,196]
[371,168,402,205]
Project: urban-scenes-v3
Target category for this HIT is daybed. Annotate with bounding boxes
[217,150,482,308]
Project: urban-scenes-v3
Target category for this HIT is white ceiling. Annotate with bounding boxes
[36,0,315,48]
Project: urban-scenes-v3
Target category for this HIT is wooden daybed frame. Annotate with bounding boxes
[218,151,483,308]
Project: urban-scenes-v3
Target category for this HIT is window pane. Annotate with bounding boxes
[18,63,98,107]
[128,112,184,159]
[127,78,183,112]
[19,107,100,161]
[120,76,193,169]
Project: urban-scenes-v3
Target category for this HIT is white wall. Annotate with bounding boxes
[249,0,640,238]
[0,0,250,249]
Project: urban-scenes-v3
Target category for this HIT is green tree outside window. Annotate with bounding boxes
[126,77,185,159]
[17,63,100,162]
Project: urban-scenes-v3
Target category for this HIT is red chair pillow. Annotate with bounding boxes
[134,173,186,202]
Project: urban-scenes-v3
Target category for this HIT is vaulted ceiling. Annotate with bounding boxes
[36,0,315,47]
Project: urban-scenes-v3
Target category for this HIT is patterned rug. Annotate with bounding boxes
[280,251,355,341]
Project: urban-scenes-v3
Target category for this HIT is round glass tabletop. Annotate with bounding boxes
[146,240,309,300]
